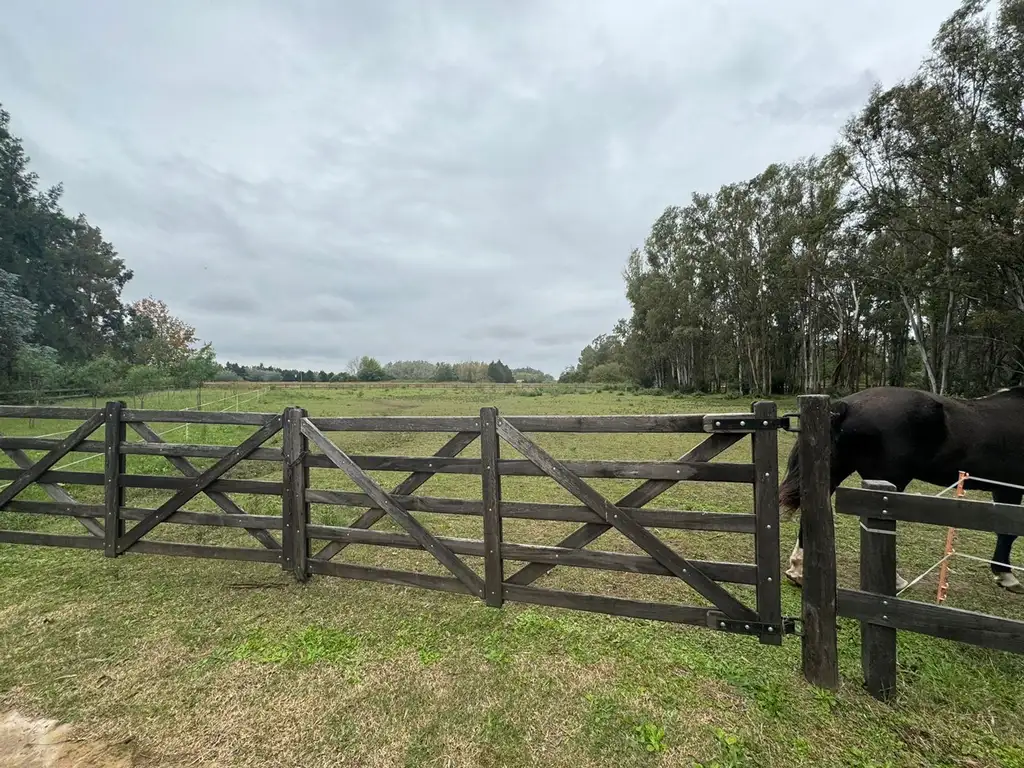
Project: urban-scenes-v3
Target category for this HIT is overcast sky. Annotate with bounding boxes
[0,1,959,375]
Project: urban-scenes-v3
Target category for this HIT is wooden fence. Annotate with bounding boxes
[5,395,1017,695]
[0,401,800,647]
[834,478,1024,699]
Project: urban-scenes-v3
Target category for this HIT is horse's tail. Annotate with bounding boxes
[778,401,847,515]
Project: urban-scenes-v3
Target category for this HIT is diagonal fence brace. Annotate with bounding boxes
[116,416,283,553]
[301,419,485,598]
[496,418,759,622]
[128,421,281,551]
[0,411,106,512]
[505,432,744,586]
[312,430,478,562]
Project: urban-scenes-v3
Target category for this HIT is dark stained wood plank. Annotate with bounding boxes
[308,560,473,594]
[505,432,747,587]
[104,401,126,557]
[306,560,718,626]
[751,400,782,646]
[836,486,1024,536]
[860,496,898,700]
[122,442,283,461]
[502,584,715,626]
[838,589,1024,656]
[503,415,708,433]
[116,415,283,552]
[0,468,105,486]
[306,414,711,433]
[798,394,839,690]
[480,407,503,607]
[0,435,104,537]
[281,406,310,581]
[306,454,754,481]
[309,416,481,432]
[301,419,486,598]
[312,431,478,562]
[0,437,105,453]
[303,524,757,583]
[0,410,105,511]
[5,500,282,530]
[305,489,757,532]
[120,475,282,495]
[127,540,281,564]
[0,406,99,420]
[495,417,758,621]
[121,409,275,426]
[128,421,281,551]
[0,530,105,550]
[0,437,283,463]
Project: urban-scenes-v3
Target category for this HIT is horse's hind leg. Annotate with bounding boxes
[991,488,1023,594]
[785,508,909,591]
[785,524,804,586]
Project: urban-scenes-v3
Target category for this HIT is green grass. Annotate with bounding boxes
[1,384,1024,767]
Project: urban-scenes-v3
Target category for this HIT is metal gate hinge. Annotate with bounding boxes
[708,613,802,637]
[703,414,793,433]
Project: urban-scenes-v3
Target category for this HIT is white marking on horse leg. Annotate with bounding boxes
[785,539,803,585]
[994,572,1024,594]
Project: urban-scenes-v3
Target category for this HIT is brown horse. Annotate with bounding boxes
[778,385,1024,594]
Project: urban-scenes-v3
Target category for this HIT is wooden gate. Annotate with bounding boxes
[293,402,791,645]
[0,400,796,647]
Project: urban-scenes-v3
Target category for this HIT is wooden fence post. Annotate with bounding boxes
[799,394,839,689]
[103,400,126,557]
[282,406,310,581]
[751,400,781,645]
[860,478,898,700]
[480,406,503,607]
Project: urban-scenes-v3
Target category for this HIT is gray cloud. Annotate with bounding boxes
[0,0,958,374]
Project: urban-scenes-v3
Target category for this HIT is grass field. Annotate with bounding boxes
[2,385,1024,767]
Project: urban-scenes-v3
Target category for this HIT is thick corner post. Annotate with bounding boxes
[282,406,310,582]
[799,394,839,689]
[103,400,126,557]
[751,400,782,645]
[860,478,898,700]
[480,406,504,607]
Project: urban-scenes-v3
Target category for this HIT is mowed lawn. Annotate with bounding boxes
[1,385,1024,767]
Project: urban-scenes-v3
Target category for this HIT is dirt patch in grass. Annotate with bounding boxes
[0,710,133,768]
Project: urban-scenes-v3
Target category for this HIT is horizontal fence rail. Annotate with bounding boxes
[835,480,1024,699]
[0,401,795,650]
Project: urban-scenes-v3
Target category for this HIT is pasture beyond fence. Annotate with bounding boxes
[0,396,1021,697]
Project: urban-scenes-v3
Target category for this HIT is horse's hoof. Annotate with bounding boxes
[995,577,1024,594]
[895,575,909,592]
[785,572,803,588]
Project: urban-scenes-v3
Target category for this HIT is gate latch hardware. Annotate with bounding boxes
[707,613,802,637]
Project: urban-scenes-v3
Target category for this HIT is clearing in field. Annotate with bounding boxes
[1,385,1023,767]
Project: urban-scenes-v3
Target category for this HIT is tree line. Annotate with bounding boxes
[1,105,217,401]
[564,0,1024,397]
[219,357,554,384]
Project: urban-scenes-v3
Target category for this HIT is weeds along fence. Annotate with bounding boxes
[4,396,1019,693]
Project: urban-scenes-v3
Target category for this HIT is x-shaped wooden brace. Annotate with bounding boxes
[311,430,479,562]
[0,412,106,537]
[127,421,281,550]
[496,417,758,621]
[301,419,485,598]
[505,431,745,586]
[116,416,283,554]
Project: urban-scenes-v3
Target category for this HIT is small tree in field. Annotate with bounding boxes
[357,356,386,381]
